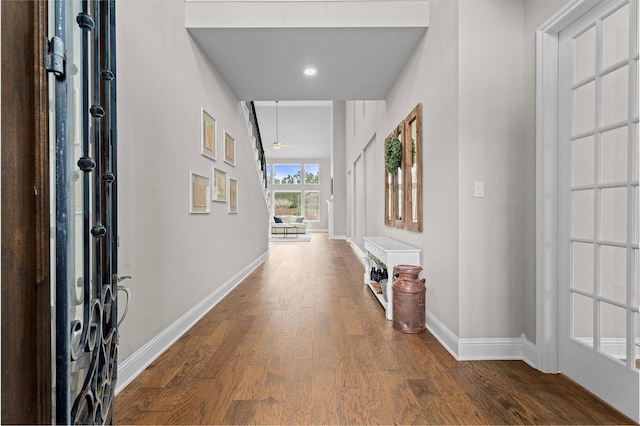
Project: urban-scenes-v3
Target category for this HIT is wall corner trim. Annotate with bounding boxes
[458,336,537,367]
[115,250,270,395]
[427,313,537,368]
[426,312,460,359]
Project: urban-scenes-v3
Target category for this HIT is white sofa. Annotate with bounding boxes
[271,215,308,235]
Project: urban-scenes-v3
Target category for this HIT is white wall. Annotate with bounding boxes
[458,0,569,342]
[116,0,269,362]
[384,0,461,336]
[458,0,528,339]
[346,0,461,335]
[345,0,568,342]
[331,101,347,239]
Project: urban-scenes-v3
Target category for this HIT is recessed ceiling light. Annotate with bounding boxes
[303,67,317,76]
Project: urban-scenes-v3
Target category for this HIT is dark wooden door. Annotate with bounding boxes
[2,0,120,423]
[1,1,52,423]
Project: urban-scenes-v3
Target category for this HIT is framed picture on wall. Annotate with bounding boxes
[212,167,227,202]
[228,178,238,214]
[189,171,210,214]
[224,131,236,166]
[201,108,216,160]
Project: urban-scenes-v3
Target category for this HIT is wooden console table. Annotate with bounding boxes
[363,236,421,320]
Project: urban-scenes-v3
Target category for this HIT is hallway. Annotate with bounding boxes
[115,234,631,424]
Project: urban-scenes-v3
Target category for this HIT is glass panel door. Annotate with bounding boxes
[49,0,120,423]
[558,0,639,419]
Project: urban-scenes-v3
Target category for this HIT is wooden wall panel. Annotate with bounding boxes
[1,0,51,423]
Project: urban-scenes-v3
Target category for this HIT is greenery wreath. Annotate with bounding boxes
[385,135,402,174]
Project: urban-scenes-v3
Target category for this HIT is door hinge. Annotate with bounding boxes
[45,36,65,78]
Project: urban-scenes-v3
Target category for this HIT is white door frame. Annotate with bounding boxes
[535,0,605,374]
[537,7,640,420]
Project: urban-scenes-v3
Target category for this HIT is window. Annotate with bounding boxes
[304,164,319,184]
[384,103,422,232]
[269,162,322,221]
[273,164,301,184]
[273,191,301,216]
[305,191,320,221]
[266,164,271,184]
[404,103,422,232]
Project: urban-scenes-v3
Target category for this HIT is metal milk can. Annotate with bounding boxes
[392,265,426,333]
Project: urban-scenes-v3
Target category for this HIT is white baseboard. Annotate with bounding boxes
[330,234,347,240]
[458,335,536,366]
[426,311,459,358]
[522,335,537,368]
[426,312,537,368]
[115,251,270,395]
[309,228,328,233]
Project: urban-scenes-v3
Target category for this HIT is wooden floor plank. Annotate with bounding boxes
[116,233,634,425]
[281,356,312,424]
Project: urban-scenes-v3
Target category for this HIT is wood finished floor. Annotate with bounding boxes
[116,234,633,425]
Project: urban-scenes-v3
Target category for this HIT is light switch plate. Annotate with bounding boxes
[474,181,485,197]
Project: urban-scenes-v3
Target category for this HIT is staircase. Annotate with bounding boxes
[242,101,270,210]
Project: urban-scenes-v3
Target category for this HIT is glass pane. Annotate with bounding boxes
[66,0,95,412]
[574,136,595,185]
[266,164,271,183]
[572,242,594,293]
[601,126,628,184]
[396,167,403,221]
[599,302,627,365]
[634,123,639,181]
[635,60,639,118]
[409,117,418,224]
[633,249,640,306]
[634,186,639,244]
[574,81,595,134]
[387,173,392,222]
[600,245,627,303]
[396,131,403,222]
[635,312,639,369]
[573,189,594,239]
[602,65,629,127]
[575,26,596,82]
[273,164,301,184]
[273,191,301,216]
[601,187,627,243]
[304,191,319,221]
[304,164,319,184]
[602,3,629,69]
[411,166,418,222]
[573,293,594,346]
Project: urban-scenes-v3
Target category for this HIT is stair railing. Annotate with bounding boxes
[242,101,269,209]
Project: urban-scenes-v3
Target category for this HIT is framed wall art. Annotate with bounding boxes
[189,171,210,214]
[212,167,227,202]
[228,178,238,214]
[201,108,216,160]
[224,131,236,166]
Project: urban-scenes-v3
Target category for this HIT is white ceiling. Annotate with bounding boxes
[188,27,427,101]
[255,101,333,159]
[185,0,429,160]
[185,0,429,101]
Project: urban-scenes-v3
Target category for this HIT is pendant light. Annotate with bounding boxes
[273,101,282,150]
